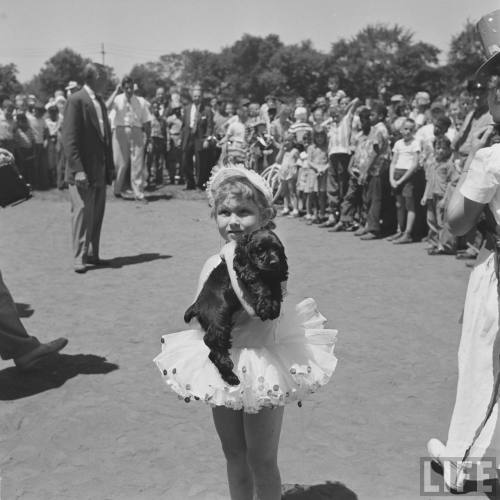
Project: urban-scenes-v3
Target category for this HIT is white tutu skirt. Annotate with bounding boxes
[153,298,337,413]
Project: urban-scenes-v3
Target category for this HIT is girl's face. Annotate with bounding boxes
[435,144,450,161]
[313,109,323,123]
[216,194,265,242]
[314,134,326,146]
[401,121,415,140]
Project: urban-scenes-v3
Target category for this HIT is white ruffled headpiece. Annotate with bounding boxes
[206,163,274,207]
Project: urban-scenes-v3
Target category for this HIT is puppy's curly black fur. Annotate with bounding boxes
[184,229,288,385]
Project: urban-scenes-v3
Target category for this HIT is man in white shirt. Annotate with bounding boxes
[106,76,152,201]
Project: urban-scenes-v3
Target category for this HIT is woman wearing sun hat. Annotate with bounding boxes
[427,9,500,491]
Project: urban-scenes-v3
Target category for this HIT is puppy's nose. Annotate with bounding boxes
[267,255,279,266]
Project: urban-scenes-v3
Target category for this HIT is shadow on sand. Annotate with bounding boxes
[15,303,34,318]
[0,354,119,400]
[282,481,357,499]
[86,253,171,271]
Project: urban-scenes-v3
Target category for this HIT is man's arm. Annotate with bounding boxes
[62,96,84,175]
[106,83,121,111]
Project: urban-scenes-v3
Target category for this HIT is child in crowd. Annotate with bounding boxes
[295,131,312,215]
[45,102,63,188]
[273,135,299,216]
[422,136,459,255]
[356,101,391,240]
[333,107,375,231]
[388,118,421,244]
[13,112,35,187]
[304,126,329,224]
[147,100,168,187]
[288,107,313,147]
[166,105,183,184]
[319,97,359,228]
[154,164,337,500]
[28,102,50,190]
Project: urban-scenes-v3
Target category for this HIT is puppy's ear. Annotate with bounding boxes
[233,234,250,275]
[184,303,197,323]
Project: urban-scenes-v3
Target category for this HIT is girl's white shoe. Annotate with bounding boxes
[427,438,467,493]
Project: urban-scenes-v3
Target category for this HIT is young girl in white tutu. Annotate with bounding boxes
[154,163,337,500]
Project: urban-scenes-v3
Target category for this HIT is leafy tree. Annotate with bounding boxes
[129,61,174,99]
[36,48,90,99]
[330,24,441,99]
[0,63,23,101]
[447,20,484,88]
[220,34,284,101]
[28,48,116,101]
[269,40,329,102]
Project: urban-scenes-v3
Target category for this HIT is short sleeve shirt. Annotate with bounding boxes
[460,144,500,224]
[111,94,152,128]
[392,138,420,171]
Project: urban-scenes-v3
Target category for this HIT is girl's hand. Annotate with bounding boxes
[420,196,426,206]
[390,179,397,188]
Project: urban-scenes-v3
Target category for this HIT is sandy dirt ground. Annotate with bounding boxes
[0,186,488,499]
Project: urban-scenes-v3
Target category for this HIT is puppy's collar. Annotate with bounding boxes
[206,163,273,207]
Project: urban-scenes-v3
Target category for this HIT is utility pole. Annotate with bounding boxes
[100,43,105,65]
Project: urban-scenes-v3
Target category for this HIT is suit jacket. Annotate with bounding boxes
[180,103,214,151]
[62,88,114,186]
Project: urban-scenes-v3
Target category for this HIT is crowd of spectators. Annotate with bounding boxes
[0,73,490,257]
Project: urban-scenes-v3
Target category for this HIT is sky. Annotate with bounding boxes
[1,0,500,82]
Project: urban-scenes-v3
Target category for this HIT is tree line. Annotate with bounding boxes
[0,21,484,103]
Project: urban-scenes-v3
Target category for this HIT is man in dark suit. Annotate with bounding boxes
[62,63,114,274]
[194,97,215,190]
[180,88,199,190]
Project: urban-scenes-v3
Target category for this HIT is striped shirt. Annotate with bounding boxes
[327,111,354,155]
[288,120,313,145]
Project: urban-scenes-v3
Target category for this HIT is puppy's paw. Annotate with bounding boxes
[223,372,240,386]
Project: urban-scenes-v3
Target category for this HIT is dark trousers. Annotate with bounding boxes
[195,146,217,189]
[182,143,195,189]
[167,145,181,183]
[327,153,351,214]
[363,175,382,233]
[0,271,39,360]
[69,184,106,266]
[340,175,363,223]
[147,137,167,185]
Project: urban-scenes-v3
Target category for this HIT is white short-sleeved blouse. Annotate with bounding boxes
[460,144,500,225]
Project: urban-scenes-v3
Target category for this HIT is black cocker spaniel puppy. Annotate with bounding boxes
[184,229,288,386]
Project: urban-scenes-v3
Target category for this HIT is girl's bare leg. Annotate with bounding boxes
[287,178,298,212]
[244,407,284,500]
[212,407,253,500]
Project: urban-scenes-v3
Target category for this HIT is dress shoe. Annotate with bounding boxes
[354,227,368,237]
[360,232,379,240]
[74,263,87,274]
[318,219,337,228]
[328,221,346,232]
[87,258,112,267]
[455,251,477,260]
[426,438,466,493]
[15,337,68,371]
